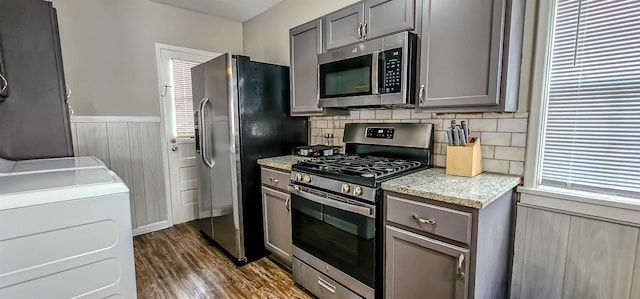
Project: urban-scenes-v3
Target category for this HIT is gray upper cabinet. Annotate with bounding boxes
[363,0,416,41]
[417,0,524,112]
[324,3,364,50]
[386,225,469,299]
[290,19,324,115]
[325,0,418,51]
[290,19,350,116]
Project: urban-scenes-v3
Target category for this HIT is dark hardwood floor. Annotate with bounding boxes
[134,222,314,299]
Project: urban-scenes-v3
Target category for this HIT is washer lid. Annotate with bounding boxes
[0,168,129,211]
[0,168,117,195]
[10,156,106,175]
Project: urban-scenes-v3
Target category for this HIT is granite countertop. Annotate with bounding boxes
[381,168,521,209]
[257,155,308,171]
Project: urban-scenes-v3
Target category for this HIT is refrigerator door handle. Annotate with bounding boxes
[199,97,214,168]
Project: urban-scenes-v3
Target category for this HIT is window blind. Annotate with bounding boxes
[171,59,199,137]
[540,0,640,198]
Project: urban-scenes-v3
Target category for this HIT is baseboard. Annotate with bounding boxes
[71,116,161,123]
[133,221,170,236]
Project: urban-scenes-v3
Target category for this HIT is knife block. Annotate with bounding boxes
[446,138,483,177]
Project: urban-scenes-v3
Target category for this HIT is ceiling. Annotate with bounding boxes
[149,0,284,22]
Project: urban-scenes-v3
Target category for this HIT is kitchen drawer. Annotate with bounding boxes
[293,258,363,299]
[261,167,290,191]
[386,194,472,244]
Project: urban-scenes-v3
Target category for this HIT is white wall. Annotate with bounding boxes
[242,0,359,66]
[52,0,244,116]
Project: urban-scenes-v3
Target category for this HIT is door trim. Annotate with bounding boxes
[154,43,220,227]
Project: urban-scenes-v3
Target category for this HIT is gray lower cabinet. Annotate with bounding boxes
[417,0,524,112]
[324,0,418,51]
[260,168,292,267]
[386,225,469,299]
[385,190,515,299]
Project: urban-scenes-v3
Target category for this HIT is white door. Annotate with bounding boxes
[155,44,220,225]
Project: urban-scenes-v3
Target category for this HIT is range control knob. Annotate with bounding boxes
[341,184,351,194]
[353,186,363,196]
[295,173,303,182]
[303,174,312,184]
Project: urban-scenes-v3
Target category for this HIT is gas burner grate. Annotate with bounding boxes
[302,155,423,179]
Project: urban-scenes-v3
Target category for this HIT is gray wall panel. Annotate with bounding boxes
[71,119,166,230]
[563,217,638,299]
[513,205,640,299]
[510,206,528,299]
[71,123,79,155]
[75,123,110,168]
[632,233,640,299]
[519,208,570,299]
[139,123,167,224]
[127,123,149,227]
[107,123,135,227]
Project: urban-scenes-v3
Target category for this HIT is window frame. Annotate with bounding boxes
[519,0,640,225]
[170,59,201,138]
[154,43,220,141]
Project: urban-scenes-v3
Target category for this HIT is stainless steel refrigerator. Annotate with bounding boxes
[192,53,308,265]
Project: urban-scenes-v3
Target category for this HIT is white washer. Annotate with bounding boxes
[0,167,137,298]
[0,156,106,176]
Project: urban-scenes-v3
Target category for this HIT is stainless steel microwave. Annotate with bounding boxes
[317,31,417,109]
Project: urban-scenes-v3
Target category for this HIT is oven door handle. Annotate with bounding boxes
[288,185,374,218]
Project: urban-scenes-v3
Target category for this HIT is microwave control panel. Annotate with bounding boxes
[381,48,402,94]
[365,127,395,139]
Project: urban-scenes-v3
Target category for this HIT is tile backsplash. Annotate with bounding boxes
[309,110,529,175]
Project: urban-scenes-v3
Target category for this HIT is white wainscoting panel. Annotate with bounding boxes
[512,205,640,299]
[632,235,640,299]
[563,217,638,299]
[75,123,111,169]
[71,116,167,233]
[518,208,570,299]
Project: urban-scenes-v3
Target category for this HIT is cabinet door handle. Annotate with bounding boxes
[413,214,436,225]
[418,84,425,104]
[317,277,336,294]
[0,40,8,98]
[0,73,7,97]
[357,23,363,39]
[67,103,74,117]
[362,20,368,39]
[65,84,72,100]
[285,196,291,212]
[269,177,279,184]
[456,254,465,280]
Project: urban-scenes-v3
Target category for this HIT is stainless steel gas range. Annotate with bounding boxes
[289,123,434,299]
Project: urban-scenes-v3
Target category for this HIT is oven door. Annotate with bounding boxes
[289,185,376,288]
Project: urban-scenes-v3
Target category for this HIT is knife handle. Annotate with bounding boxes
[452,128,460,146]
[459,129,467,146]
[461,121,469,140]
[446,128,454,146]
